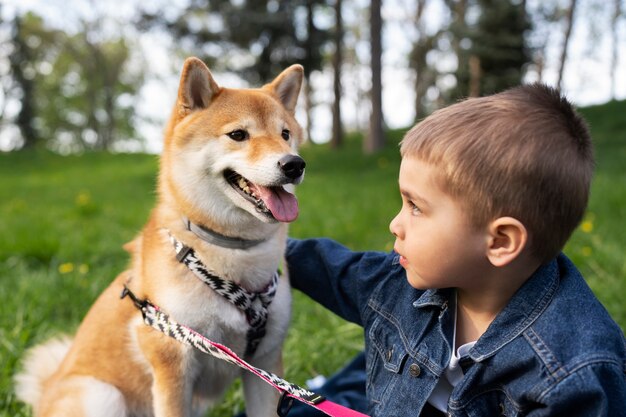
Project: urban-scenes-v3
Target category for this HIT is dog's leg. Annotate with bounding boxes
[37,377,127,417]
[243,349,283,417]
[138,327,191,417]
[151,364,189,417]
[76,377,128,417]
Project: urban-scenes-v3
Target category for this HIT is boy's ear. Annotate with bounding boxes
[486,217,528,267]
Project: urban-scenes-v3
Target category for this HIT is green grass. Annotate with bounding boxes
[1,100,625,416]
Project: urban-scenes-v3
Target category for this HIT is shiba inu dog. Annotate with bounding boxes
[15,57,305,417]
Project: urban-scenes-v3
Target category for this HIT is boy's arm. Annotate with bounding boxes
[533,360,626,416]
[286,238,399,326]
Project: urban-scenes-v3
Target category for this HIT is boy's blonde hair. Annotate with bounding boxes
[400,84,593,263]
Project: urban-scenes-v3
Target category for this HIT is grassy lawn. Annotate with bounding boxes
[1,100,625,416]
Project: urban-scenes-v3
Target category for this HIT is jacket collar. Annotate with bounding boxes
[412,259,560,362]
[413,288,453,310]
[468,259,559,362]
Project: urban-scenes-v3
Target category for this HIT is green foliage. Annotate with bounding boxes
[7,13,50,149]
[579,100,626,145]
[0,151,158,415]
[140,0,330,84]
[452,0,531,98]
[5,12,144,152]
[291,129,405,251]
[1,100,625,415]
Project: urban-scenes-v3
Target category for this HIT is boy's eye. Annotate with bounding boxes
[409,201,422,216]
[227,129,249,141]
[281,129,290,141]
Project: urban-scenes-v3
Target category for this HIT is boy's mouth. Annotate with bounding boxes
[394,246,408,268]
[223,169,299,222]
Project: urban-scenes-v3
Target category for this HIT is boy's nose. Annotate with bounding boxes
[389,213,402,238]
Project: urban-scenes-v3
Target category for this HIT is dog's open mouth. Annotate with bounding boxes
[224,169,299,222]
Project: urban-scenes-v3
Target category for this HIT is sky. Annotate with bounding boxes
[1,0,625,151]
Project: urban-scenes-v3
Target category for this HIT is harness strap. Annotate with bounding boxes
[169,233,277,357]
[121,286,369,417]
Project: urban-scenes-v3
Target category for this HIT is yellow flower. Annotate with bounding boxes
[78,264,89,274]
[581,246,592,257]
[59,263,74,274]
[75,191,92,207]
[580,220,593,233]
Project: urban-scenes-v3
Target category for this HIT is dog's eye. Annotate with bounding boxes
[281,129,290,141]
[227,130,249,142]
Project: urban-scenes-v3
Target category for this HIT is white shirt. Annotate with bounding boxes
[426,299,476,412]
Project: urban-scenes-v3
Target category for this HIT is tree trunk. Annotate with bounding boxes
[557,0,577,90]
[304,77,313,142]
[444,0,468,98]
[365,0,384,154]
[10,16,39,149]
[468,54,481,97]
[412,0,429,120]
[304,0,315,142]
[331,0,343,149]
[610,0,621,100]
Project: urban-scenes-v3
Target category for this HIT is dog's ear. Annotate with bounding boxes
[266,64,304,113]
[177,57,220,115]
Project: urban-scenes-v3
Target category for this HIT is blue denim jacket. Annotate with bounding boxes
[286,238,626,416]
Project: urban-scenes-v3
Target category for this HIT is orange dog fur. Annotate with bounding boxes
[15,57,305,417]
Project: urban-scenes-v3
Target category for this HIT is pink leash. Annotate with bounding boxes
[121,285,369,417]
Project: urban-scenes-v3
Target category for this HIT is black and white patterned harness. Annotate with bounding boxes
[120,285,369,416]
[169,233,278,357]
[120,225,370,416]
[120,285,324,407]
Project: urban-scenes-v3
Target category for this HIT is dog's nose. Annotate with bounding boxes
[278,155,306,180]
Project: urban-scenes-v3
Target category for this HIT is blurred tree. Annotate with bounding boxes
[610,0,622,100]
[303,0,326,141]
[37,20,143,152]
[365,0,385,153]
[340,4,368,133]
[331,0,343,149]
[0,5,12,133]
[7,11,144,152]
[526,1,559,83]
[444,0,470,97]
[409,0,443,120]
[140,0,329,142]
[556,0,577,90]
[8,14,43,148]
[452,0,531,97]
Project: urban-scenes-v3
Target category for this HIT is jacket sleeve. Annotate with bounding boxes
[531,360,626,416]
[286,238,400,326]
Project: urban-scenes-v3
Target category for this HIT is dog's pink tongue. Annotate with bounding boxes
[253,185,299,222]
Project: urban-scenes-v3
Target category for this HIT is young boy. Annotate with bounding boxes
[284,84,626,416]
